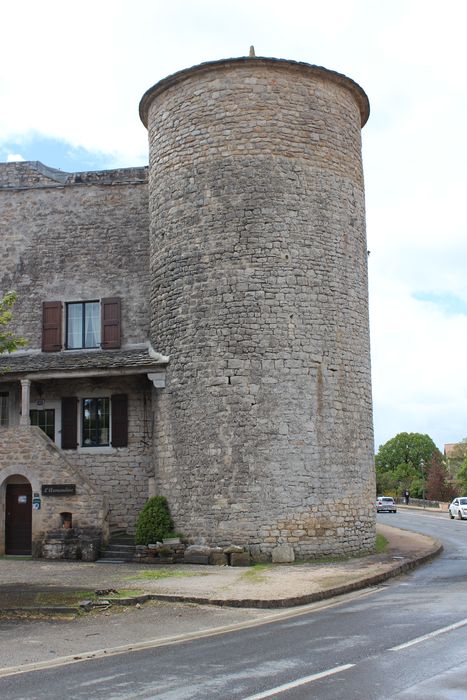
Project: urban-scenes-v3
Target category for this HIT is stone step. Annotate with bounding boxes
[108,534,136,545]
[98,532,136,563]
[102,548,135,559]
[104,543,135,552]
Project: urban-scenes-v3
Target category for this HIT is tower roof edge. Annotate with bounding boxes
[139,56,370,129]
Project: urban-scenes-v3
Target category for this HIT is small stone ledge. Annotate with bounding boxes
[133,542,253,567]
[39,528,102,561]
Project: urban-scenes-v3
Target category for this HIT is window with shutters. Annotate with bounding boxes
[82,397,109,446]
[67,301,100,349]
[61,394,127,449]
[42,298,121,352]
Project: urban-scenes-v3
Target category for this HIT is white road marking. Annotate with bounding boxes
[390,618,467,651]
[241,664,355,699]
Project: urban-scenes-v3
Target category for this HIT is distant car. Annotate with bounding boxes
[448,497,467,520]
[376,496,397,513]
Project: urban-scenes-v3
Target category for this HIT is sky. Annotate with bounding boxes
[1,0,466,452]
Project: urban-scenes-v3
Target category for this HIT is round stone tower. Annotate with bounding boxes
[140,55,375,559]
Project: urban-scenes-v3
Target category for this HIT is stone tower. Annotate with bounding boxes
[140,55,375,558]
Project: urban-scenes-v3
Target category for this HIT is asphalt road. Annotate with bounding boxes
[2,509,467,699]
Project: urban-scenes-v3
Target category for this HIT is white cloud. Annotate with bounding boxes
[6,154,25,162]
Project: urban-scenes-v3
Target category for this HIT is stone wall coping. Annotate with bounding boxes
[0,161,148,190]
[139,55,370,129]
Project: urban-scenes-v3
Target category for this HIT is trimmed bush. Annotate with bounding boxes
[135,496,174,545]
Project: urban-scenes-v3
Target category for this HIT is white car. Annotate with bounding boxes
[376,496,397,513]
[448,497,467,520]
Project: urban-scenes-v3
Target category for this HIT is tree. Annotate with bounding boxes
[445,438,467,479]
[393,462,421,493]
[0,292,26,355]
[426,453,455,502]
[375,432,442,497]
[375,432,442,472]
[456,459,467,496]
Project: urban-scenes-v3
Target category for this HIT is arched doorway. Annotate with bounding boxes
[5,479,32,555]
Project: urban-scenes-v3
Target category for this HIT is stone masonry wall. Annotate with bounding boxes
[145,58,376,557]
[30,375,154,533]
[0,426,106,555]
[0,163,150,349]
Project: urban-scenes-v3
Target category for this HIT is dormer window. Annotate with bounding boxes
[66,301,100,349]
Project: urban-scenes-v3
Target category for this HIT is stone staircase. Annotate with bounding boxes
[97,531,136,563]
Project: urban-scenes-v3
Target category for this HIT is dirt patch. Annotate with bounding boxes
[0,584,92,609]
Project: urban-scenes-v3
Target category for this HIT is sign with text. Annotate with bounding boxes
[41,484,76,496]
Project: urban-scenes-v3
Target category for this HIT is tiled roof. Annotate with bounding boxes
[0,348,167,378]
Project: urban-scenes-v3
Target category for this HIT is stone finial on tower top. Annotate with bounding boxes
[249,45,256,57]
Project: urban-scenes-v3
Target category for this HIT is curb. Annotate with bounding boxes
[141,541,443,609]
[0,540,443,616]
[0,606,79,616]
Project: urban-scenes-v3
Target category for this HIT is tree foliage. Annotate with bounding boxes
[448,438,467,460]
[375,432,441,472]
[446,438,467,479]
[456,459,467,496]
[426,453,455,502]
[375,432,444,499]
[135,496,174,545]
[0,292,27,355]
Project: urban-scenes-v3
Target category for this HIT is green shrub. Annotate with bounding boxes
[135,496,174,545]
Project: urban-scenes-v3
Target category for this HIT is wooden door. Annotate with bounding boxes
[5,484,32,555]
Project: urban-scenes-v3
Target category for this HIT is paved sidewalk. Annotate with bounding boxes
[0,523,441,612]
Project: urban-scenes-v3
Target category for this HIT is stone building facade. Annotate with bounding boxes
[0,55,375,560]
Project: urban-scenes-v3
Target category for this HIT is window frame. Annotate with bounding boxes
[61,393,128,450]
[0,391,9,427]
[66,300,101,350]
[42,297,121,352]
[30,408,55,441]
[81,396,110,447]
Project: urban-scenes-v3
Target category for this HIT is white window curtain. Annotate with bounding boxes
[84,302,100,348]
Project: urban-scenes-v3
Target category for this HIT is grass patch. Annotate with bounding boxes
[106,589,145,599]
[123,568,210,582]
[375,533,388,553]
[35,590,95,605]
[241,564,272,583]
[0,555,32,560]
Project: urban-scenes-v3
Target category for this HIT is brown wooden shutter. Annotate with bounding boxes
[42,301,62,352]
[61,397,78,450]
[111,394,128,447]
[101,297,121,349]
